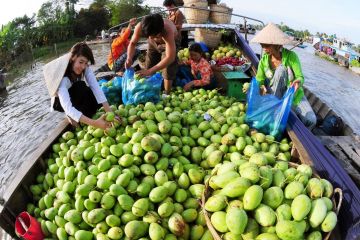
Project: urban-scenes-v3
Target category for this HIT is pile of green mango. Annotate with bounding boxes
[204,156,337,240]
[27,87,337,240]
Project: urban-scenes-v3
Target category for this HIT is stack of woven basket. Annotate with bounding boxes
[183,0,209,24]
[194,28,222,49]
[209,4,232,24]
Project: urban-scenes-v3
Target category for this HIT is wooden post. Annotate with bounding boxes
[54,43,58,57]
[0,73,6,91]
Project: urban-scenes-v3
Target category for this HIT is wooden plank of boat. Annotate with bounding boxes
[319,136,360,168]
[0,118,70,237]
[287,128,314,166]
[318,136,360,186]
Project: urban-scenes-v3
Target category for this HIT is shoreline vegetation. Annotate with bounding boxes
[0,0,153,75]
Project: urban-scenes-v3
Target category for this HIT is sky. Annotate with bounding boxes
[1,0,359,44]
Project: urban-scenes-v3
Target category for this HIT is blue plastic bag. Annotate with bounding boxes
[122,68,163,105]
[176,65,193,87]
[246,77,295,138]
[98,76,123,105]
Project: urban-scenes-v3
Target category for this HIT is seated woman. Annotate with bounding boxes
[250,23,316,129]
[43,42,112,129]
[182,43,216,91]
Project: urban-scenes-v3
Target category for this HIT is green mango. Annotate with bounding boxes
[45,220,57,234]
[276,204,292,222]
[200,229,214,240]
[182,208,198,223]
[149,223,166,240]
[118,195,134,211]
[254,204,276,227]
[226,207,248,234]
[64,210,82,224]
[74,230,93,240]
[220,177,251,198]
[211,211,228,233]
[284,181,304,199]
[263,187,284,209]
[309,198,328,228]
[291,194,312,221]
[124,220,149,239]
[243,185,263,210]
[107,227,124,240]
[56,227,68,240]
[306,231,322,240]
[209,171,239,189]
[275,220,305,240]
[65,222,79,236]
[87,208,107,224]
[255,233,280,240]
[101,193,116,209]
[158,202,175,218]
[149,186,168,203]
[132,198,149,217]
[168,213,186,236]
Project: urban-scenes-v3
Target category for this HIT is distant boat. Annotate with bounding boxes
[297,43,307,49]
[313,37,360,68]
[238,24,256,34]
[284,31,307,48]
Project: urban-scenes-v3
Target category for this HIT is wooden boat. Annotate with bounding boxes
[1,9,359,240]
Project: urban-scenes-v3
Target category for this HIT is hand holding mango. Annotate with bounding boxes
[242,82,250,93]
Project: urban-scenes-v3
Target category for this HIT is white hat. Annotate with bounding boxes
[43,52,71,97]
[251,23,297,45]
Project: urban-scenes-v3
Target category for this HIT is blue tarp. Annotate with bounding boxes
[288,112,360,240]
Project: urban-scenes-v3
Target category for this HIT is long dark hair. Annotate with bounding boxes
[65,42,95,81]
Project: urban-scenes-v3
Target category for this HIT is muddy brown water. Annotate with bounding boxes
[0,42,359,198]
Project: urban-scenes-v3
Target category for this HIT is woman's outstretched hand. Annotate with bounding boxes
[93,115,112,130]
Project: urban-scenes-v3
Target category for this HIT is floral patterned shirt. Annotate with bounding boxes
[186,58,213,87]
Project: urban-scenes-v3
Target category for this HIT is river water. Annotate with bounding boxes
[0,42,359,196]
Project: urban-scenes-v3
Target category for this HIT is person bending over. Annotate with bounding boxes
[125,14,178,94]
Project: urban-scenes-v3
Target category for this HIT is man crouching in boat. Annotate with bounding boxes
[125,14,178,94]
[43,42,112,129]
[250,23,316,129]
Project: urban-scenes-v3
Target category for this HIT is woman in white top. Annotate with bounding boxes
[44,42,112,129]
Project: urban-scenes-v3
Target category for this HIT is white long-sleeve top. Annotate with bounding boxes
[55,67,107,122]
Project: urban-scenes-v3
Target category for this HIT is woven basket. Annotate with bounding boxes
[183,0,206,5]
[194,28,222,49]
[202,162,343,240]
[209,4,232,24]
[184,2,209,24]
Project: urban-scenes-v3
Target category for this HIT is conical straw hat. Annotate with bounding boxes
[43,52,71,97]
[251,23,297,45]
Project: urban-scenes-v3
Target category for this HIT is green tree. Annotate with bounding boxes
[73,0,111,37]
[107,0,150,27]
[37,1,64,26]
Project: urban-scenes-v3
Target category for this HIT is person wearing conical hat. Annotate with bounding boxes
[43,42,112,129]
[250,23,316,129]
